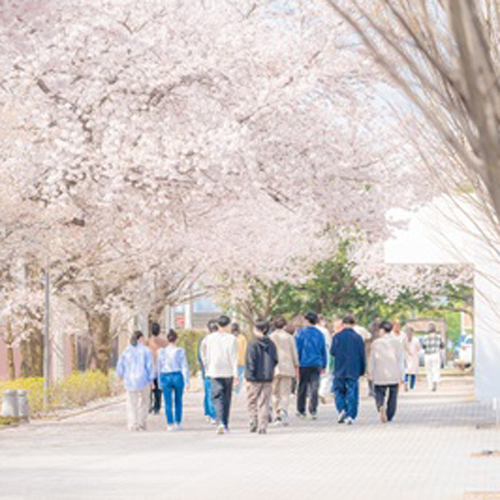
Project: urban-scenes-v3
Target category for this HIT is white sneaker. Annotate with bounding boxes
[167,425,175,432]
[338,410,346,424]
[216,424,225,435]
[345,417,353,425]
[175,423,182,431]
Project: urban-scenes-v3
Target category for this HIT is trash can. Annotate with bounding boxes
[17,390,29,420]
[1,389,19,418]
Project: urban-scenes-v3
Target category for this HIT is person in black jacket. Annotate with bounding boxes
[245,319,278,434]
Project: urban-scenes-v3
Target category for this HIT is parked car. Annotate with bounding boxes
[455,335,473,368]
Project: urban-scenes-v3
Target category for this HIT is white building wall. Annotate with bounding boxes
[384,196,500,402]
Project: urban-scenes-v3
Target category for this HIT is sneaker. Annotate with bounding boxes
[258,428,267,435]
[175,423,182,431]
[338,410,346,424]
[345,417,353,425]
[380,407,388,424]
[281,411,289,426]
[432,382,437,392]
[210,418,217,425]
[216,424,225,435]
[310,413,318,420]
[167,425,175,432]
[250,421,258,433]
[273,418,283,426]
[297,412,307,420]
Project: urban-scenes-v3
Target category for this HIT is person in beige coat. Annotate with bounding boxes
[270,316,299,425]
[370,320,405,423]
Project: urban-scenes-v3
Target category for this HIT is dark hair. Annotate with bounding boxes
[274,316,287,330]
[130,331,144,346]
[207,319,219,333]
[218,315,231,327]
[255,319,270,335]
[305,311,318,325]
[428,323,436,333]
[167,329,178,343]
[342,315,356,326]
[231,322,240,335]
[151,322,161,337]
[379,320,393,333]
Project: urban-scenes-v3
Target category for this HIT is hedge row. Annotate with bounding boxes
[0,370,121,417]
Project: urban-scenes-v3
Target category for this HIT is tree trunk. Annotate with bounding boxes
[70,334,78,372]
[149,304,165,326]
[28,328,44,377]
[20,339,29,378]
[6,343,16,380]
[88,312,112,374]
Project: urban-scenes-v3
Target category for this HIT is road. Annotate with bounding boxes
[0,376,499,500]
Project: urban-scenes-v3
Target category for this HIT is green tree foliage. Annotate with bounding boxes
[254,244,473,329]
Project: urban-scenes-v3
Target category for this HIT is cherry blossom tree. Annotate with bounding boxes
[324,0,500,254]
[0,0,434,371]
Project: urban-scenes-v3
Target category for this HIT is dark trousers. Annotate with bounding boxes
[211,377,233,428]
[333,377,359,420]
[405,374,416,390]
[150,378,162,413]
[297,366,321,415]
[375,384,399,421]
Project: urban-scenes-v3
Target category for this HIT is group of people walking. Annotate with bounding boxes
[116,311,445,433]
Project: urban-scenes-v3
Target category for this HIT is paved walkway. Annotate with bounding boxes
[1,376,499,500]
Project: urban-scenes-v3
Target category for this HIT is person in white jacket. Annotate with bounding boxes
[270,316,298,425]
[370,320,405,423]
[201,315,238,434]
[404,327,421,391]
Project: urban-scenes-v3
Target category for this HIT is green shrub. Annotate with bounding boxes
[0,370,118,417]
[0,416,20,426]
[58,371,112,407]
[176,329,205,376]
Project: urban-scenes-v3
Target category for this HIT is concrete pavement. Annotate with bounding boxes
[0,376,499,500]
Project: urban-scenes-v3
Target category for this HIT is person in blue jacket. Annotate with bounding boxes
[295,311,327,419]
[331,315,366,425]
[116,331,154,431]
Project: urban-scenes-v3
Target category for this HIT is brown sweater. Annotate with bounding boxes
[147,336,168,362]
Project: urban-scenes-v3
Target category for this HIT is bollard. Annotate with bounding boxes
[1,390,19,418]
[17,390,29,421]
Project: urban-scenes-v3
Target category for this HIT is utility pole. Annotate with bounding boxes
[42,269,51,412]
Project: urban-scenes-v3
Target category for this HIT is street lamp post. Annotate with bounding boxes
[42,269,51,412]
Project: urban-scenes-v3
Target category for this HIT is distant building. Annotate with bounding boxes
[169,296,222,330]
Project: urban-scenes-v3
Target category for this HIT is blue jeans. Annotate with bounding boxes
[234,366,244,394]
[405,374,416,390]
[203,376,216,419]
[333,378,359,420]
[160,372,184,425]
